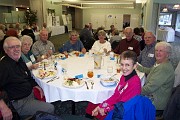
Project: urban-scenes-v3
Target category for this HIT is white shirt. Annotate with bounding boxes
[91,40,111,54]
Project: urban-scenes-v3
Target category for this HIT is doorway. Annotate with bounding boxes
[123,14,131,29]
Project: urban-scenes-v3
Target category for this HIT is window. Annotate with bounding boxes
[158,13,172,26]
[176,14,180,31]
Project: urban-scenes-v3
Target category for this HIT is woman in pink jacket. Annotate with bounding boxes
[86,50,141,120]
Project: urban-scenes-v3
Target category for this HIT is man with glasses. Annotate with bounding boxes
[113,27,140,56]
[0,37,54,119]
[138,31,156,68]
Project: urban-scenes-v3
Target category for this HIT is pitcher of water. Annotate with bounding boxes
[94,54,102,69]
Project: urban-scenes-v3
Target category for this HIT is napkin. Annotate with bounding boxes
[110,57,115,60]
[79,54,85,57]
[75,74,83,79]
[61,57,66,60]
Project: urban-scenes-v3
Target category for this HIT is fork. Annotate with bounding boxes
[91,82,94,89]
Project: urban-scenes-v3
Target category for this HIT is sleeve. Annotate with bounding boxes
[106,42,112,52]
[51,42,56,53]
[137,64,151,74]
[134,41,140,56]
[137,52,142,63]
[113,43,120,54]
[142,65,172,95]
[91,41,98,53]
[32,42,40,58]
[79,40,85,50]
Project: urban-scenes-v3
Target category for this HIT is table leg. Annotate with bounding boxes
[72,101,75,115]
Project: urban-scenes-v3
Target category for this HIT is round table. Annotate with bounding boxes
[32,53,144,104]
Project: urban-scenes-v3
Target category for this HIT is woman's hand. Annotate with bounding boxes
[81,48,86,54]
[92,106,100,116]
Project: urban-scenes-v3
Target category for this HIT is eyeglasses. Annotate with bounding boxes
[7,45,21,49]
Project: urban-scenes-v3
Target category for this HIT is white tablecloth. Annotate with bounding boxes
[49,26,65,36]
[33,54,144,103]
[157,28,175,42]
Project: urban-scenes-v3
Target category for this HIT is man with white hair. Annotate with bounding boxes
[113,27,140,56]
[0,37,54,119]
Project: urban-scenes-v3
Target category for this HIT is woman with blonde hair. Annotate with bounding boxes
[91,30,111,54]
[59,30,86,54]
[21,35,38,70]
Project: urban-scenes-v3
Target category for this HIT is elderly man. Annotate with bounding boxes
[137,41,175,116]
[0,37,54,119]
[138,31,156,68]
[32,30,55,61]
[80,24,95,51]
[113,27,140,56]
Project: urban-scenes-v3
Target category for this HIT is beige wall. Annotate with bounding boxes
[81,4,142,29]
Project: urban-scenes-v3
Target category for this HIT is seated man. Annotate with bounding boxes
[32,30,55,61]
[137,41,174,116]
[0,37,54,119]
[113,27,140,56]
[138,31,156,68]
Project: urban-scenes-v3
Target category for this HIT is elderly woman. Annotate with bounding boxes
[91,30,111,54]
[59,30,86,54]
[137,41,175,116]
[21,35,38,70]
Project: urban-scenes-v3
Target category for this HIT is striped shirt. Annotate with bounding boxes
[138,42,156,68]
[32,40,55,57]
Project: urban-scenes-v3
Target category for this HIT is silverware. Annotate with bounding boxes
[91,82,94,89]
[44,62,46,70]
[85,81,89,89]
[46,76,59,83]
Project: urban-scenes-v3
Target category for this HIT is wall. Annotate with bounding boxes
[82,3,142,29]
[75,8,83,29]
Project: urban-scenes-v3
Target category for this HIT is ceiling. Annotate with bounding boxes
[160,4,180,12]
[53,0,147,9]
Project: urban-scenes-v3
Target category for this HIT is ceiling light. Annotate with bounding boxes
[173,4,180,9]
[162,7,168,12]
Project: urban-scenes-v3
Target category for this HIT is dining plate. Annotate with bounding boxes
[62,78,85,89]
[32,68,58,79]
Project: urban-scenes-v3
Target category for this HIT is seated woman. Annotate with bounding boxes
[59,30,86,54]
[137,41,175,116]
[20,35,38,70]
[91,30,111,55]
[86,51,141,120]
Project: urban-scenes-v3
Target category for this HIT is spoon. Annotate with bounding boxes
[91,82,94,89]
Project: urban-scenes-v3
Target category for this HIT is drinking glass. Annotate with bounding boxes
[87,69,94,79]
[107,66,113,75]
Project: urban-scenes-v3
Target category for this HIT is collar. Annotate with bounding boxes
[39,40,48,45]
[124,70,137,82]
[125,38,133,42]
[146,42,156,49]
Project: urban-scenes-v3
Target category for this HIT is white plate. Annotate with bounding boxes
[62,79,85,89]
[32,69,58,79]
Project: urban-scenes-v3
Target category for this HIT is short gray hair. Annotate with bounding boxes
[155,41,172,55]
[20,35,33,45]
[3,37,21,50]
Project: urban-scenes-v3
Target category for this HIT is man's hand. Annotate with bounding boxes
[0,100,13,120]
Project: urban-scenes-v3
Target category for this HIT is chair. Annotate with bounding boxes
[163,85,180,120]
[111,41,119,50]
[105,95,156,120]
[48,31,52,40]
